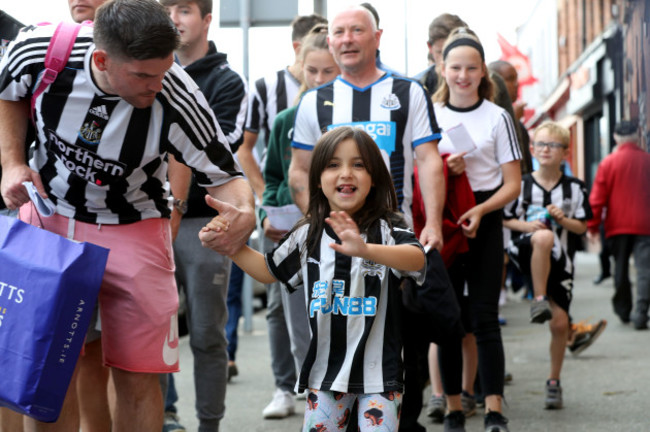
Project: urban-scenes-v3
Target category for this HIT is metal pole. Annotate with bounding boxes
[313,0,326,17]
[240,0,250,80]
[240,0,254,333]
[403,1,408,75]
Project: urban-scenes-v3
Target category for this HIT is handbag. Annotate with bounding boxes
[401,249,465,345]
[0,214,108,422]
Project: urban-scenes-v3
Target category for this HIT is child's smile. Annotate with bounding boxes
[320,138,373,215]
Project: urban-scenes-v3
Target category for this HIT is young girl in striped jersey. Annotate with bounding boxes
[201,126,426,432]
[431,28,521,432]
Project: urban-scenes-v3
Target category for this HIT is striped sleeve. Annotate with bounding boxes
[0,25,92,100]
[495,109,522,164]
[503,178,526,219]
[161,64,241,186]
[266,225,307,291]
[571,178,593,220]
[291,88,320,150]
[386,218,426,284]
[407,78,442,146]
[245,77,266,132]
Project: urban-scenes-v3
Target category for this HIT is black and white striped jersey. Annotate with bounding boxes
[434,99,521,192]
[266,217,425,394]
[291,74,441,226]
[0,24,241,225]
[245,68,300,146]
[504,173,593,273]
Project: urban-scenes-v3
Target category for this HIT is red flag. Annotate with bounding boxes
[497,33,538,93]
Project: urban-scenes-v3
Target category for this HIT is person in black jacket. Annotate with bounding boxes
[160,1,248,431]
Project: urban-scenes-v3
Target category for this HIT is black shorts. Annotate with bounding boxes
[507,234,573,313]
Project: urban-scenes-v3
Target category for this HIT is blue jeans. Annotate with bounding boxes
[226,261,244,361]
[0,208,18,218]
[164,373,178,413]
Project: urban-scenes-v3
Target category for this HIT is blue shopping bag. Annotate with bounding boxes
[0,215,109,422]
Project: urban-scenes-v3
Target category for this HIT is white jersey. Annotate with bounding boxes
[292,74,441,226]
[0,24,240,224]
[266,217,425,394]
[434,99,521,191]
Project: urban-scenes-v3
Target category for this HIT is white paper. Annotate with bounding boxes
[22,181,56,217]
[261,204,303,231]
[444,123,477,153]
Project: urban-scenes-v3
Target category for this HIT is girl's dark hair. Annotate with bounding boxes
[432,27,494,105]
[295,127,399,255]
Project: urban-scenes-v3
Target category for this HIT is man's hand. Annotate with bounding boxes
[0,165,47,210]
[418,224,443,251]
[199,195,255,256]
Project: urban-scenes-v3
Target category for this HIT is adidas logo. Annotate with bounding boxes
[89,105,109,120]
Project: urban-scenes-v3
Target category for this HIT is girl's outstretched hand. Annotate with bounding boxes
[325,211,367,257]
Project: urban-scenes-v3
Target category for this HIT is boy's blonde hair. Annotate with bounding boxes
[533,121,570,148]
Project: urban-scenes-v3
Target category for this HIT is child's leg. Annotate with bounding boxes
[427,344,445,397]
[461,333,477,394]
[302,390,356,432]
[461,333,478,416]
[357,392,402,431]
[545,300,569,410]
[426,343,449,421]
[530,230,554,297]
[548,301,569,380]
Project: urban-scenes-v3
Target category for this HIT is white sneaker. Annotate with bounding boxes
[262,388,295,419]
[499,288,508,307]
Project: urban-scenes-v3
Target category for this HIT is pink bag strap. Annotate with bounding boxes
[31,21,92,118]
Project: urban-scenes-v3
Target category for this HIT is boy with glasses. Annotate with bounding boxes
[503,121,596,409]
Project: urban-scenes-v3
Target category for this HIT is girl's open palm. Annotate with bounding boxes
[325,211,367,257]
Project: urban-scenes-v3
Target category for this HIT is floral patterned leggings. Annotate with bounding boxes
[302,389,402,432]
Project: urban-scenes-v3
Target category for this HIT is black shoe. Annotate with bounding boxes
[633,314,649,330]
[227,362,238,382]
[484,411,509,432]
[443,410,466,432]
[593,273,611,285]
[616,312,631,324]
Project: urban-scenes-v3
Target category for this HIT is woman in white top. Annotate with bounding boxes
[431,27,521,432]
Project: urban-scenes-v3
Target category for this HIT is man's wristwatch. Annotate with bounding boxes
[173,198,188,215]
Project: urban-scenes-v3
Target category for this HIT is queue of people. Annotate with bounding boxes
[0,2,645,432]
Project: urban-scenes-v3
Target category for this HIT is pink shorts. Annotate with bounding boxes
[19,206,180,373]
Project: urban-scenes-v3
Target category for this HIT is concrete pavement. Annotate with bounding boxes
[172,252,650,431]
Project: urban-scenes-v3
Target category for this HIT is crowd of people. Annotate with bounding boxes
[0,1,648,432]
